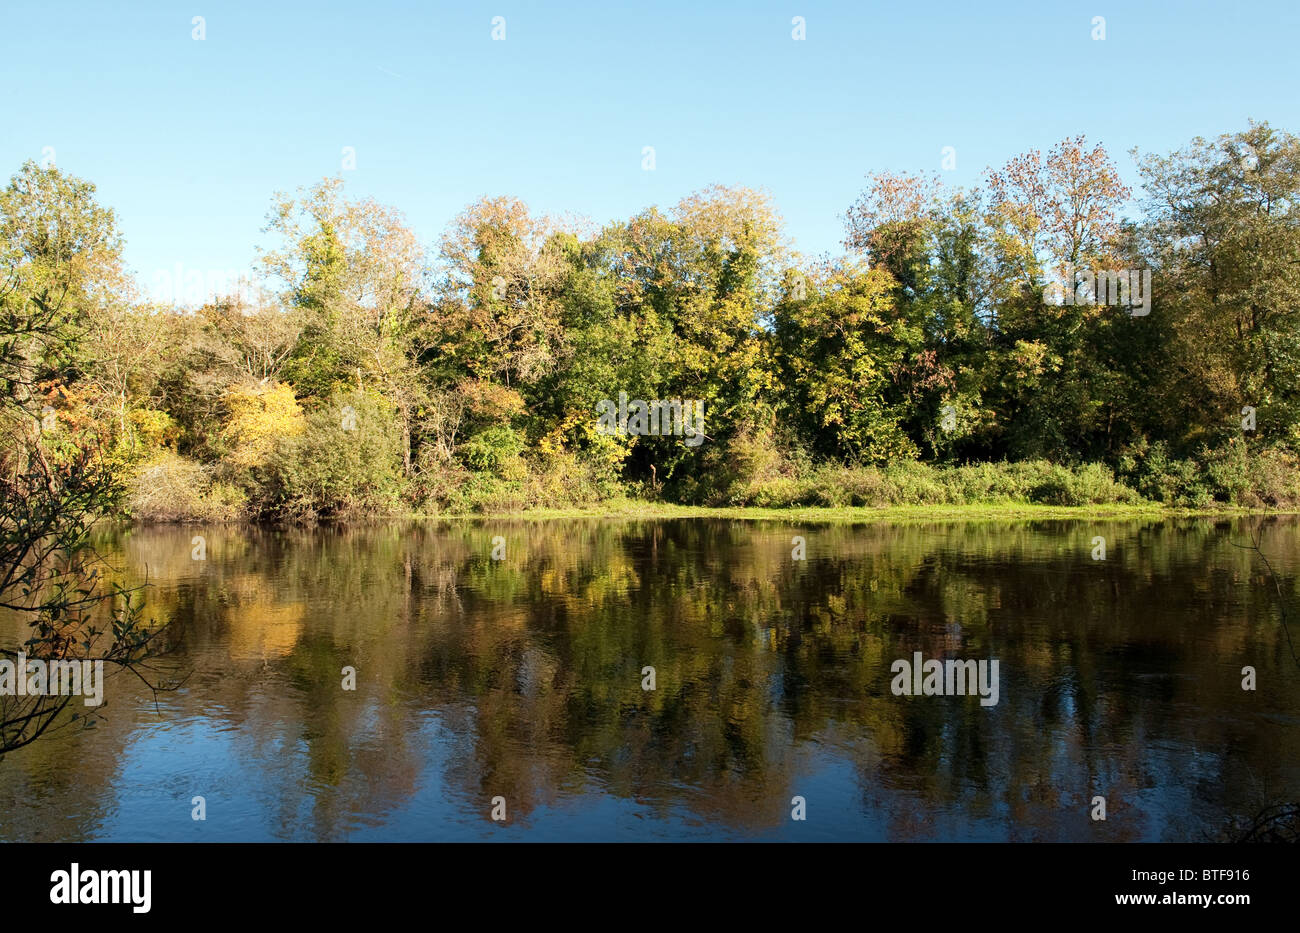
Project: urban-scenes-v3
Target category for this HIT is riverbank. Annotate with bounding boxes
[414,501,1295,524]
[123,453,1300,525]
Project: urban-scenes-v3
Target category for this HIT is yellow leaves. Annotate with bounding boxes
[538,409,587,457]
[128,408,180,450]
[220,381,306,470]
[586,425,634,470]
[671,184,786,262]
[1008,340,1058,382]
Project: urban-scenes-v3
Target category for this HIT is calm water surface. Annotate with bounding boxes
[2,516,1298,841]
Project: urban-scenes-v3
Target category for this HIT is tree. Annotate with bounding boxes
[262,177,429,474]
[773,260,919,463]
[1137,122,1300,449]
[0,162,173,756]
[981,138,1133,459]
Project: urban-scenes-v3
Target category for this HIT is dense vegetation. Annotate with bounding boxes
[0,164,170,752]
[5,122,1300,523]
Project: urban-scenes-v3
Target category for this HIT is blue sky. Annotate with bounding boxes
[4,0,1298,296]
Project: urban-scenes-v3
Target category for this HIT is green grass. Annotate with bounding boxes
[414,500,1296,524]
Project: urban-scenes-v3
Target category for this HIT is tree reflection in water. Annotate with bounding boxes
[0,516,1296,842]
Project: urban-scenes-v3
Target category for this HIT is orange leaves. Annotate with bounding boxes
[985,136,1131,278]
[844,171,942,262]
[456,378,526,421]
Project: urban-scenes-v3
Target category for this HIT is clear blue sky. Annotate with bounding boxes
[4,0,1298,294]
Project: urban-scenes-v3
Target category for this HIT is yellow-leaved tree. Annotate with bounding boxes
[220,381,306,474]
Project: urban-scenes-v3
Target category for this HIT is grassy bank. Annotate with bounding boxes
[123,450,1300,524]
[417,500,1291,523]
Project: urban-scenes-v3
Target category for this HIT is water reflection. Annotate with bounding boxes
[1,516,1297,841]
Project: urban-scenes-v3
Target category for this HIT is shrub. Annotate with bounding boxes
[415,444,622,513]
[126,452,245,522]
[220,381,306,475]
[724,458,1143,508]
[456,424,526,478]
[1247,448,1300,507]
[266,390,405,521]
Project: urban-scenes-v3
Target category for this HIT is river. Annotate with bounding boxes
[1,515,1297,841]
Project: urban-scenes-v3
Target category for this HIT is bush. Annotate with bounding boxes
[126,452,245,522]
[745,475,816,508]
[415,446,622,514]
[1202,443,1300,508]
[690,428,792,506]
[1113,440,1300,508]
[727,458,1143,508]
[219,381,305,476]
[1116,440,1201,504]
[1246,448,1300,507]
[1024,461,1139,506]
[456,424,526,478]
[265,390,405,521]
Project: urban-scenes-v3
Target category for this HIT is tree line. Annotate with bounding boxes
[4,121,1300,523]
